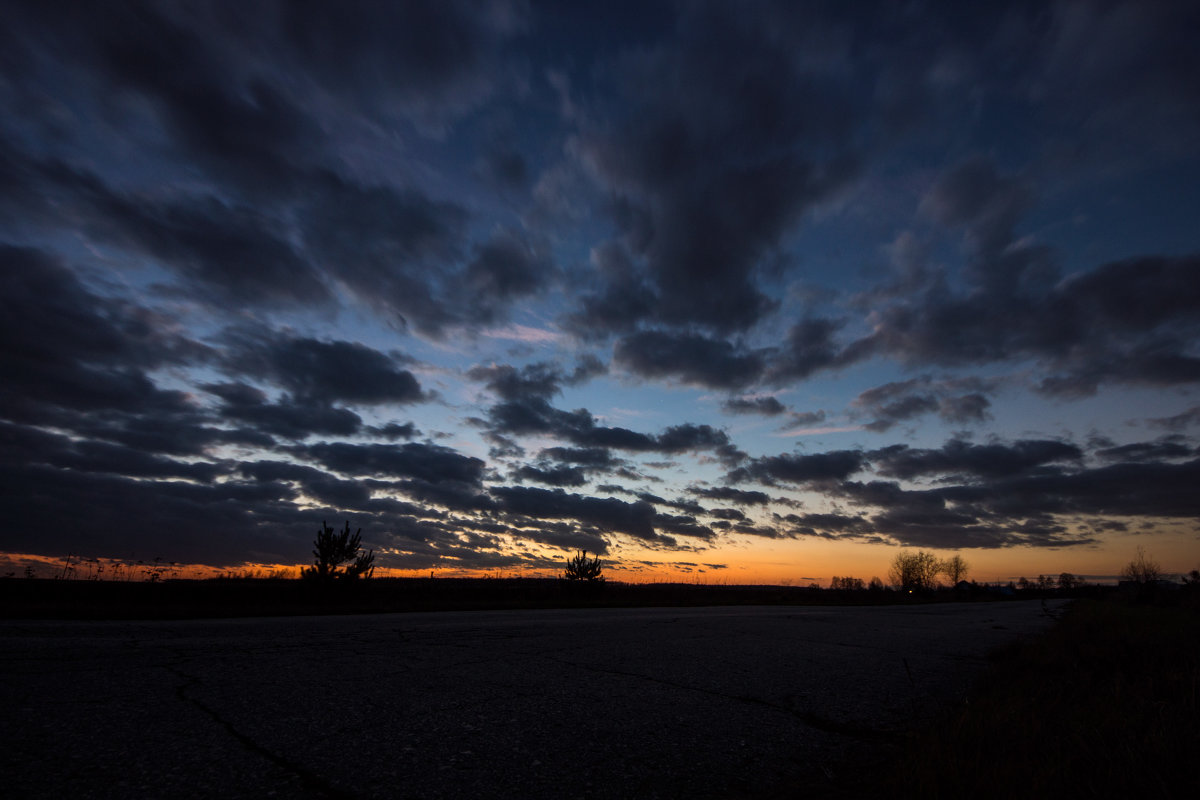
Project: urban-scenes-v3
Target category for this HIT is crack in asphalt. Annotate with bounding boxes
[543,655,903,742]
[165,662,356,799]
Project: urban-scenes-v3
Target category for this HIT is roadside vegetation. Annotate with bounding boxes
[856,592,1200,798]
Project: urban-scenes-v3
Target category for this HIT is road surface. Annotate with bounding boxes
[1,601,1065,798]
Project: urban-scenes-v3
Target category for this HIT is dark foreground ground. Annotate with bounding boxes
[0,576,1032,620]
[0,601,1066,799]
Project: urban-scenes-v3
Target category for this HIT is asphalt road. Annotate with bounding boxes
[1,601,1065,799]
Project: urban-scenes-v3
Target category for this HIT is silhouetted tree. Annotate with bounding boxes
[303,521,375,582]
[1058,572,1079,591]
[563,550,604,582]
[940,554,970,584]
[889,550,942,591]
[1120,545,1161,584]
[830,576,865,591]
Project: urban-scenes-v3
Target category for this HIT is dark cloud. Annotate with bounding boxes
[539,446,619,469]
[862,394,939,433]
[687,486,772,506]
[728,450,865,486]
[654,513,716,540]
[726,522,789,539]
[654,424,730,454]
[222,332,425,406]
[203,383,363,440]
[83,2,325,195]
[472,362,734,457]
[279,0,528,127]
[0,2,550,337]
[298,173,470,335]
[920,156,1035,287]
[1150,406,1200,431]
[722,396,788,416]
[1,420,226,484]
[477,145,528,189]
[870,439,1083,481]
[510,523,609,555]
[860,158,1200,393]
[780,513,873,539]
[304,185,555,335]
[939,458,1200,525]
[514,464,588,487]
[370,422,420,441]
[853,377,997,432]
[766,318,867,384]
[390,478,496,515]
[571,3,861,336]
[469,361,568,402]
[294,441,486,486]
[463,228,556,322]
[36,161,330,308]
[614,330,765,390]
[492,486,670,544]
[0,244,204,423]
[1093,437,1194,464]
[0,460,306,565]
[938,393,991,424]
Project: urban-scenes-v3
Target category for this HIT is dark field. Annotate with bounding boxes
[1,575,1028,621]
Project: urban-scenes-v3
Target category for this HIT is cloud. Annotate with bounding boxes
[25,159,331,308]
[780,512,873,540]
[293,441,487,486]
[462,228,557,323]
[767,318,866,383]
[869,438,1083,481]
[471,361,735,456]
[221,332,426,406]
[1092,437,1194,464]
[202,382,362,440]
[0,2,552,339]
[0,448,317,565]
[687,486,773,506]
[857,157,1200,394]
[298,173,471,335]
[514,464,589,487]
[570,3,861,336]
[853,376,995,432]
[0,244,204,423]
[614,330,765,390]
[278,0,528,129]
[722,396,789,416]
[727,450,865,486]
[468,361,569,402]
[1150,406,1200,431]
[492,486,669,544]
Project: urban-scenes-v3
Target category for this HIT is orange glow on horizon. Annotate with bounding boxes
[3,526,1196,587]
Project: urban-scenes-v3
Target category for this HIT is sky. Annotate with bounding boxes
[2,0,1199,584]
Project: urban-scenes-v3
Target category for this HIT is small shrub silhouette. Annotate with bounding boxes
[302,521,375,582]
[563,550,604,583]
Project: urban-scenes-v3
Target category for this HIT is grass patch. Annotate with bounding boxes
[868,596,1199,798]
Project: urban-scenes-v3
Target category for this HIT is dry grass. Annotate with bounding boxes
[868,595,1200,798]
